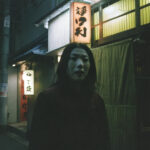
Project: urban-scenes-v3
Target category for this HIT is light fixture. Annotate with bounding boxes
[57,55,61,63]
[44,21,48,29]
[12,64,16,67]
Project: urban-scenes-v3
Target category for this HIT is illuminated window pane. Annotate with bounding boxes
[140,0,150,6]
[103,0,135,21]
[103,12,136,37]
[92,11,100,40]
[93,25,100,40]
[140,6,150,25]
[93,11,99,25]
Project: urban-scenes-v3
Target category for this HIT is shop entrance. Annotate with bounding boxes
[7,65,27,135]
[20,71,28,121]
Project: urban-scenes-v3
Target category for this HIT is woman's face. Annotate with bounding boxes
[66,47,90,81]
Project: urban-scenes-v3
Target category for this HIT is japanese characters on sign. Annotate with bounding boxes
[20,72,27,121]
[23,70,34,95]
[71,2,91,43]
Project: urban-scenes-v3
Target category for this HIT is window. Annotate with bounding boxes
[140,0,150,25]
[92,0,137,41]
[103,0,136,37]
[92,10,100,40]
[140,0,150,6]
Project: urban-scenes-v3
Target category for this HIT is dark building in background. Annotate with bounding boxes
[1,0,149,150]
[7,0,61,132]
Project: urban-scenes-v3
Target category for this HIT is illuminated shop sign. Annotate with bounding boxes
[23,70,34,95]
[71,2,91,43]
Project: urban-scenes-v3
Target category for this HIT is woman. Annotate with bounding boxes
[29,43,110,150]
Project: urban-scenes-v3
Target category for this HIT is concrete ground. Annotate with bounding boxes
[0,121,29,150]
[0,131,28,150]
[8,121,27,138]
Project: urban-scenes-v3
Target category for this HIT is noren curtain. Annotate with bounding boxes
[92,39,137,150]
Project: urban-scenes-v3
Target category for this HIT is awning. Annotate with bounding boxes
[9,44,49,65]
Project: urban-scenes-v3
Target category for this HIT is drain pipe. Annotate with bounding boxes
[0,0,10,131]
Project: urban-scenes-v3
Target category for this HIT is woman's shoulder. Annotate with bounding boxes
[36,84,61,105]
[40,84,60,97]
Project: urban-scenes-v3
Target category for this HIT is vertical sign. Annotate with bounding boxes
[20,71,28,121]
[23,70,34,95]
[71,2,91,43]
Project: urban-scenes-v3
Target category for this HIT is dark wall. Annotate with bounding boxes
[11,0,54,53]
[10,0,70,54]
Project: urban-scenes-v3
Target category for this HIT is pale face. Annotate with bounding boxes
[66,48,90,81]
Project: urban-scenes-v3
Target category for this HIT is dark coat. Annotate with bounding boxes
[29,84,110,150]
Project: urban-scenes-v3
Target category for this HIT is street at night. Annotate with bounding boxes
[0,0,150,150]
[0,132,28,150]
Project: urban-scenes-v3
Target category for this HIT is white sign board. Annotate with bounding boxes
[23,70,34,95]
[48,10,70,52]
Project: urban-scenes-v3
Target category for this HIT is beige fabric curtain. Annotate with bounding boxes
[92,39,136,105]
[92,39,137,150]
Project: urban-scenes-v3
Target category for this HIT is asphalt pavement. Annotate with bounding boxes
[0,132,28,150]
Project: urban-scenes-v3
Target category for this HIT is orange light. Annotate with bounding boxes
[71,2,91,43]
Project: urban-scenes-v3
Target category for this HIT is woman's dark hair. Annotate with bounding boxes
[56,43,97,91]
